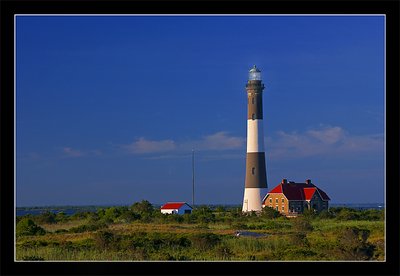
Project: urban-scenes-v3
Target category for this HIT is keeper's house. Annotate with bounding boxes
[262,179,330,217]
[160,202,193,215]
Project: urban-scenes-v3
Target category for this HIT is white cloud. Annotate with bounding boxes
[306,126,345,144]
[120,127,382,161]
[123,138,176,154]
[61,147,102,158]
[194,131,245,151]
[63,147,84,157]
[267,126,383,160]
[121,131,245,156]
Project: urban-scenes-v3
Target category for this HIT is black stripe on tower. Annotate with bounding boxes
[245,152,267,188]
[246,80,264,120]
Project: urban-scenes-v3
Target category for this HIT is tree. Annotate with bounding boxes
[336,227,375,260]
[260,207,281,219]
[16,218,46,236]
[35,211,56,224]
[131,200,154,215]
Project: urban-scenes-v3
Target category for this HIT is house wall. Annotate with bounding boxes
[309,192,329,212]
[161,206,192,215]
[161,209,178,214]
[288,201,305,214]
[263,194,289,215]
[177,206,192,215]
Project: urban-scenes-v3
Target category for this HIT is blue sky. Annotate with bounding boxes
[16,15,384,206]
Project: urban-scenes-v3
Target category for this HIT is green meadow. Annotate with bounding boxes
[16,201,384,261]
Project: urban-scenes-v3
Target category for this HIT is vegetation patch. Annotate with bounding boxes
[15,202,385,261]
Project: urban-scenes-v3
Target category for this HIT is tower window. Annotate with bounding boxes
[252,167,255,175]
[252,114,255,120]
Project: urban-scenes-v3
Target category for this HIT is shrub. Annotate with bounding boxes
[192,206,216,224]
[336,227,375,260]
[70,211,91,220]
[93,230,115,250]
[317,209,335,219]
[288,232,309,247]
[333,208,360,221]
[55,211,69,223]
[16,218,46,236]
[292,218,313,232]
[117,210,141,223]
[260,207,281,219]
[189,233,221,251]
[131,200,154,215]
[35,211,56,224]
[215,245,234,260]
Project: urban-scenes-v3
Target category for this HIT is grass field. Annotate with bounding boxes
[15,204,385,261]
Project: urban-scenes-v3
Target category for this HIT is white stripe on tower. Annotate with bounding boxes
[246,119,264,153]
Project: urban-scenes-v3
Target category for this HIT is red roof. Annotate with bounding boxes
[160,202,191,210]
[303,187,316,200]
[266,181,330,201]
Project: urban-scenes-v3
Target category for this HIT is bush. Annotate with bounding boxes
[55,211,69,223]
[189,233,221,251]
[336,227,375,260]
[16,218,46,237]
[131,200,154,215]
[317,209,335,219]
[260,207,281,219]
[292,218,313,232]
[35,211,56,224]
[288,232,309,247]
[215,245,234,260]
[117,210,141,223]
[93,230,116,250]
[331,207,360,221]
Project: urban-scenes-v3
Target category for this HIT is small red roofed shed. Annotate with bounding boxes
[160,202,193,215]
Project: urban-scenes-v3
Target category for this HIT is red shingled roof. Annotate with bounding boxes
[160,202,190,210]
[303,187,316,200]
[266,181,330,201]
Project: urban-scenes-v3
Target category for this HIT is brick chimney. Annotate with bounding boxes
[282,179,288,184]
[305,179,311,185]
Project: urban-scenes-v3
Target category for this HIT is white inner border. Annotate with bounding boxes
[14,14,386,263]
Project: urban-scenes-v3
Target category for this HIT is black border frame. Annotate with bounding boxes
[1,1,399,275]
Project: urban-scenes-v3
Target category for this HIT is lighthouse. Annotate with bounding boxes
[242,65,268,212]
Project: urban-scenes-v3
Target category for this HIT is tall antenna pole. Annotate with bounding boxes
[192,149,195,208]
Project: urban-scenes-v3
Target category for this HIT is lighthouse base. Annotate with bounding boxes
[242,188,268,212]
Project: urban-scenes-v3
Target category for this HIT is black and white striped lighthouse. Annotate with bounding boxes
[242,65,268,212]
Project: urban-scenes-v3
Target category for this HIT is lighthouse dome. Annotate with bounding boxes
[249,65,261,80]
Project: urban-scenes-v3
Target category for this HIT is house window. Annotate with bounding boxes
[269,198,272,203]
[282,206,284,211]
[282,198,285,203]
[276,206,279,211]
[276,198,278,203]
[252,167,255,175]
